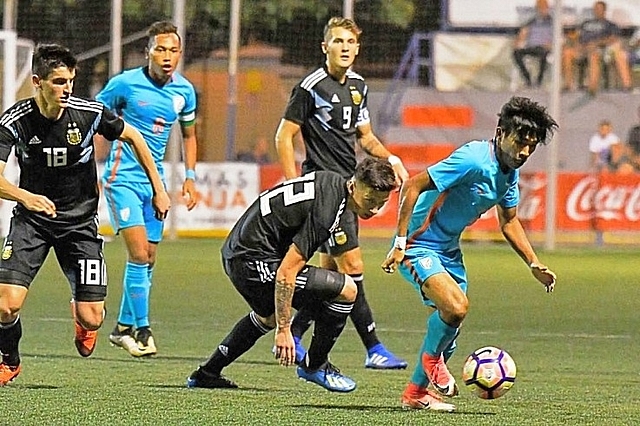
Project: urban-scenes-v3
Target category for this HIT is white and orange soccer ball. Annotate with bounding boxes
[462,346,516,400]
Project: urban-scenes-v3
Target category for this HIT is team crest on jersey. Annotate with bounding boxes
[334,229,348,245]
[1,242,12,260]
[173,95,186,114]
[349,86,362,105]
[66,122,82,145]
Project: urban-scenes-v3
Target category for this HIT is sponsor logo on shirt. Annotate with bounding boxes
[331,94,340,103]
[28,136,42,145]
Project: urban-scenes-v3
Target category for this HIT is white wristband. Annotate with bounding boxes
[388,155,402,166]
[393,236,407,251]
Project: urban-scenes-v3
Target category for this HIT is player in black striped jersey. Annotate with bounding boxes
[0,44,170,385]
[187,157,396,392]
[275,16,410,370]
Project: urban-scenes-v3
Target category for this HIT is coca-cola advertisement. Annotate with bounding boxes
[559,172,640,231]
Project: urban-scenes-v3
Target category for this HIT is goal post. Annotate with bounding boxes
[0,31,34,236]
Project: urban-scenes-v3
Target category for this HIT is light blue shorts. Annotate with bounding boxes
[398,247,468,308]
[102,180,164,243]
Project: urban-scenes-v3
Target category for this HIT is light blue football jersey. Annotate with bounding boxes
[407,140,520,252]
[97,67,196,183]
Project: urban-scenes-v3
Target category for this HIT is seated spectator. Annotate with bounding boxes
[236,136,272,165]
[630,28,640,69]
[589,120,622,172]
[562,1,632,96]
[513,0,553,88]
[625,105,640,171]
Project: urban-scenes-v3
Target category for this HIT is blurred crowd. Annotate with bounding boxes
[513,0,638,96]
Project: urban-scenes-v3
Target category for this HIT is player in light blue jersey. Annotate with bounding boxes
[98,21,199,357]
[382,97,558,412]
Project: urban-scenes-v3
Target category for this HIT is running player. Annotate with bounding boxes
[0,44,170,386]
[382,96,558,411]
[275,16,409,370]
[187,157,396,392]
[98,21,198,357]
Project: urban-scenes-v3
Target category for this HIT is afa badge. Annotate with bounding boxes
[66,122,82,145]
[349,86,362,106]
[2,243,12,260]
[334,229,348,246]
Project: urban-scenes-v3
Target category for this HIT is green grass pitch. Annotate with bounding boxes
[2,238,640,425]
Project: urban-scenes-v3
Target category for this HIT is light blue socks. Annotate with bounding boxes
[117,262,150,328]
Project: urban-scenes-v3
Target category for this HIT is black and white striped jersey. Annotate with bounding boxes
[222,171,347,263]
[0,96,124,223]
[283,66,370,179]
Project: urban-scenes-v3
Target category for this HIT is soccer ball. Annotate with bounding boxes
[462,346,516,400]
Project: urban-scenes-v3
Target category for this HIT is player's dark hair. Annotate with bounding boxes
[146,20,181,48]
[354,157,396,192]
[497,96,558,145]
[323,17,362,43]
[32,44,77,79]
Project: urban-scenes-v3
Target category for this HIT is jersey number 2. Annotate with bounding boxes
[259,174,315,216]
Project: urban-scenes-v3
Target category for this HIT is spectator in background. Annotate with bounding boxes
[630,28,640,71]
[589,120,622,171]
[236,136,272,165]
[624,105,640,171]
[513,0,553,88]
[562,1,632,96]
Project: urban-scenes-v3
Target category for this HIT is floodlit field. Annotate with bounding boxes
[2,238,639,425]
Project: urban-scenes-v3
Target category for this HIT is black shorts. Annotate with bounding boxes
[223,257,346,318]
[0,211,107,302]
[318,209,359,255]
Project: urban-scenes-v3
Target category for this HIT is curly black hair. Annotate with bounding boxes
[497,96,559,145]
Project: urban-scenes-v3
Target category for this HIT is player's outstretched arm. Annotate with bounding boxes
[497,205,556,293]
[275,119,302,180]
[0,161,57,217]
[119,122,171,219]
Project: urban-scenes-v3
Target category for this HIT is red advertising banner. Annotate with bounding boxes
[559,172,640,231]
[469,172,640,232]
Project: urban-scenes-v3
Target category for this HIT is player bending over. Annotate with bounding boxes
[187,157,396,392]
